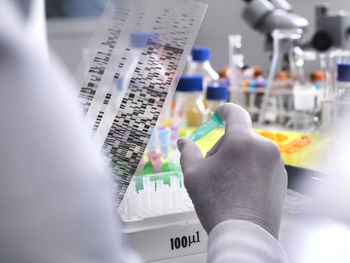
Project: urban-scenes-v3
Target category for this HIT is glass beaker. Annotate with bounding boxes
[319,49,350,131]
[258,29,303,125]
[228,35,244,106]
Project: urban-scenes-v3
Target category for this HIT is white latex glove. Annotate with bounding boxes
[177,103,287,238]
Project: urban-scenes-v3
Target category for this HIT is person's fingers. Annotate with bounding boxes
[215,103,252,133]
[177,138,203,173]
[205,135,224,158]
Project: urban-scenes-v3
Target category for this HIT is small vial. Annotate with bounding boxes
[151,160,162,173]
[158,126,166,132]
[310,71,323,91]
[310,71,323,110]
[168,126,180,165]
[188,112,224,142]
[228,35,244,104]
[293,84,317,111]
[170,126,179,145]
[292,84,318,130]
[148,151,161,163]
[206,83,229,113]
[159,129,170,159]
[170,126,179,152]
[334,63,350,123]
[147,131,157,152]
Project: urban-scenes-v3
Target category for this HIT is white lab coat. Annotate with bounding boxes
[0,1,287,262]
[0,1,141,262]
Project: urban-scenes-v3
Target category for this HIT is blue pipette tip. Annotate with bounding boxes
[188,112,224,142]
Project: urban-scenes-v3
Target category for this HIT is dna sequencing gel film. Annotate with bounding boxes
[76,0,207,206]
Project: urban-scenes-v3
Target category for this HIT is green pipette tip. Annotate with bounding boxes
[188,112,224,142]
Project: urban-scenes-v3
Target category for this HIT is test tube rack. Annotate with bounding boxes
[119,171,208,261]
[119,172,193,221]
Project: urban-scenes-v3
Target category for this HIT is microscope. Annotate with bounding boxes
[242,0,308,36]
[240,0,350,125]
[242,0,350,52]
[312,3,350,52]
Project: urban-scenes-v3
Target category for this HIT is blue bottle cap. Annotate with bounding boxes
[206,83,228,101]
[130,32,156,49]
[337,62,350,82]
[176,75,203,92]
[191,47,210,62]
[249,80,257,88]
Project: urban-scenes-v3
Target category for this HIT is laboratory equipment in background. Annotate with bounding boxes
[172,75,206,127]
[185,47,219,89]
[258,29,304,125]
[311,3,350,53]
[228,35,244,105]
[241,0,309,48]
[333,63,350,124]
[309,71,324,114]
[310,3,350,131]
[319,51,350,131]
[242,66,267,121]
[217,66,231,86]
[310,71,323,91]
[287,84,318,130]
[239,0,350,131]
[274,71,292,124]
[222,28,321,130]
[206,83,229,113]
[159,129,170,160]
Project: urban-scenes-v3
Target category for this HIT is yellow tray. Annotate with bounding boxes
[179,127,328,170]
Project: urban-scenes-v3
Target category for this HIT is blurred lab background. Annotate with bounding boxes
[46,0,347,73]
[44,1,350,262]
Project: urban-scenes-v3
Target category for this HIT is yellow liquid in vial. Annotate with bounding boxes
[186,97,206,127]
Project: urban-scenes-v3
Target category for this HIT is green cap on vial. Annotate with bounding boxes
[188,113,224,142]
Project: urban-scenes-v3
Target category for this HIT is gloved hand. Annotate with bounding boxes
[177,103,287,238]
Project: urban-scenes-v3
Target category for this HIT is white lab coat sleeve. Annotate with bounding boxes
[0,1,141,262]
[207,220,289,263]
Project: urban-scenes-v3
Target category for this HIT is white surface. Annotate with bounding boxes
[150,253,207,263]
[125,190,350,263]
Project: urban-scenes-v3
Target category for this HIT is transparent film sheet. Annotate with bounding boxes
[76,0,207,205]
